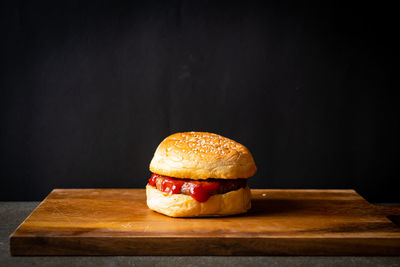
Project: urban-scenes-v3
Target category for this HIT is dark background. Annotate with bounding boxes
[1,1,398,202]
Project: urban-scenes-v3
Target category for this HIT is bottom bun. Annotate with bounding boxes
[146,184,251,217]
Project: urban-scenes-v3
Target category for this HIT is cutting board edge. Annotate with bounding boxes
[10,235,400,256]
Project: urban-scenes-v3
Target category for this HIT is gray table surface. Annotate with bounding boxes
[1,202,399,267]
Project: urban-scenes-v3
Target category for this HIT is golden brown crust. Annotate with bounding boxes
[149,132,257,179]
[146,184,251,217]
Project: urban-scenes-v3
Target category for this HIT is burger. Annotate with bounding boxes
[146,132,257,217]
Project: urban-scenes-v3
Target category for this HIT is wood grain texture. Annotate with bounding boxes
[9,189,400,256]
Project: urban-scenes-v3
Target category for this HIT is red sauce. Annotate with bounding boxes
[148,174,158,187]
[148,173,246,202]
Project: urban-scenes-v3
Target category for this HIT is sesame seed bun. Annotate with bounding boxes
[149,132,257,180]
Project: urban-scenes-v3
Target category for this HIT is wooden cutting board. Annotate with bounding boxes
[9,189,400,256]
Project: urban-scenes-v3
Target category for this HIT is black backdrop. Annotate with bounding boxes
[1,1,398,202]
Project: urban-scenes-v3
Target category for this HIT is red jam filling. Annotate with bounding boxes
[148,173,246,202]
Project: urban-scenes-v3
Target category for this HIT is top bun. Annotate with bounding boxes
[149,132,257,180]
